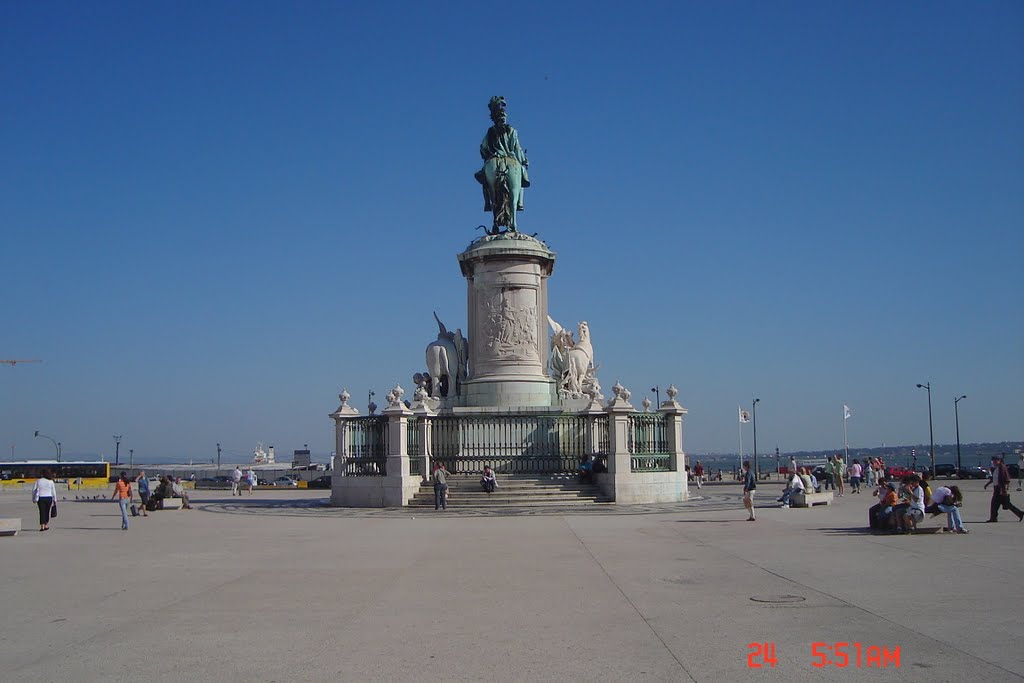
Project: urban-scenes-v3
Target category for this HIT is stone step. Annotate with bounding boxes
[408,497,613,507]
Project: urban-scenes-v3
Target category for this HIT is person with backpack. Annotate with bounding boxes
[111,471,133,530]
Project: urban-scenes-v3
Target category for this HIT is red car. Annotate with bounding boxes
[885,465,917,479]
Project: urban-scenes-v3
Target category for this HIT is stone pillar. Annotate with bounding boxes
[456,234,558,408]
[382,386,419,507]
[328,390,358,505]
[658,385,688,473]
[604,387,635,480]
[411,400,435,483]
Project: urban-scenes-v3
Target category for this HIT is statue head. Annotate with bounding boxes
[488,96,507,125]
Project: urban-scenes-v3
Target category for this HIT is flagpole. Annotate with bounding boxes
[737,406,743,476]
[843,406,849,462]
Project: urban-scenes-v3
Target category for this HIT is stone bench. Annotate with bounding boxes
[157,497,184,510]
[0,518,22,536]
[791,491,834,507]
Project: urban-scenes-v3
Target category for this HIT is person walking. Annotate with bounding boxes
[135,470,151,516]
[694,461,704,489]
[111,471,133,530]
[432,462,451,510]
[987,454,1024,523]
[1017,452,1023,492]
[849,459,862,493]
[742,460,756,521]
[231,466,243,496]
[31,468,57,532]
[835,456,846,497]
[246,468,257,495]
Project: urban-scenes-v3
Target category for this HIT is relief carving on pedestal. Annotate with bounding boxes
[482,288,538,360]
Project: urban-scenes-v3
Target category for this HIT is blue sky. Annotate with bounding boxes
[2,1,1021,462]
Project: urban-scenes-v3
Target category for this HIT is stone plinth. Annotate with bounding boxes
[457,234,557,408]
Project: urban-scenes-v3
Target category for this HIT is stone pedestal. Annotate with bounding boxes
[457,234,558,408]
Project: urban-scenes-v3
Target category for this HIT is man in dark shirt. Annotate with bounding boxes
[742,461,757,521]
[987,454,1024,522]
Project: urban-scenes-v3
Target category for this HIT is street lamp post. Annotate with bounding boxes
[113,434,123,466]
[916,383,934,476]
[650,386,660,408]
[217,443,222,471]
[954,395,967,473]
[34,431,60,461]
[129,448,134,469]
[752,398,761,480]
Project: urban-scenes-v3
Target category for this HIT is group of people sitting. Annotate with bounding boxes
[135,470,192,513]
[870,474,967,534]
[777,467,819,507]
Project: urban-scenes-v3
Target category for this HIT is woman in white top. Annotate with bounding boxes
[31,469,57,532]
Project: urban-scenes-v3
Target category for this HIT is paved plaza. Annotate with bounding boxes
[1,479,1021,682]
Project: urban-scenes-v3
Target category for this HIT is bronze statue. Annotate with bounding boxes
[474,96,530,234]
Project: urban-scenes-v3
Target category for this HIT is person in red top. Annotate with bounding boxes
[693,461,704,489]
[110,471,133,530]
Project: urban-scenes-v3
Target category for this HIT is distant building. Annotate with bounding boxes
[292,448,311,469]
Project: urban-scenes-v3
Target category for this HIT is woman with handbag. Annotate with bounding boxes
[31,468,57,532]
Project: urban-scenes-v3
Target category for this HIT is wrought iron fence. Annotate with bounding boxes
[407,417,420,457]
[631,454,672,472]
[593,415,610,455]
[628,413,668,455]
[430,414,601,474]
[343,415,388,476]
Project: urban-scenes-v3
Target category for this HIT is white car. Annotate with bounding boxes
[271,476,299,487]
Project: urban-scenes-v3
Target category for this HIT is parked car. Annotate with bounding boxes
[308,475,332,489]
[271,476,299,487]
[257,478,271,486]
[958,466,990,479]
[196,475,233,489]
[928,464,957,478]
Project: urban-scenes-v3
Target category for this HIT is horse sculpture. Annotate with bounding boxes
[549,318,597,398]
[425,312,468,399]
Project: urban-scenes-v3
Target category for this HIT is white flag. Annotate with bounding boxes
[843,404,852,420]
[739,407,751,423]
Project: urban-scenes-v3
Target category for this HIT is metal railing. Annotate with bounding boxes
[628,413,668,455]
[343,416,388,476]
[407,417,420,457]
[631,454,672,472]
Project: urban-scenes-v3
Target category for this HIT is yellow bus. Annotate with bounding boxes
[0,461,111,489]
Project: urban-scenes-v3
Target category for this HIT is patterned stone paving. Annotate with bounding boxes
[197,491,743,518]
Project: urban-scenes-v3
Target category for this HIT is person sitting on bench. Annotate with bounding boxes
[877,483,900,531]
[897,475,926,532]
[778,471,805,507]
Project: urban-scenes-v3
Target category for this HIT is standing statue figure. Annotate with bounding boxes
[425,312,469,399]
[474,96,530,234]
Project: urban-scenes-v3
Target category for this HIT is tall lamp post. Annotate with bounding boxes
[916,383,934,476]
[752,398,761,480]
[650,386,660,408]
[954,395,967,473]
[113,434,123,466]
[34,430,61,461]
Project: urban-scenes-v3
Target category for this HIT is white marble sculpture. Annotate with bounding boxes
[425,312,469,399]
[386,384,405,409]
[548,317,599,399]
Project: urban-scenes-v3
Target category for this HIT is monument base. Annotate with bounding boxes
[457,376,558,409]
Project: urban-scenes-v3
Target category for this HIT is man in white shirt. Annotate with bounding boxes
[231,467,243,496]
[778,472,805,508]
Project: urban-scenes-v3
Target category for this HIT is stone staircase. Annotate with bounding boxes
[408,474,612,508]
